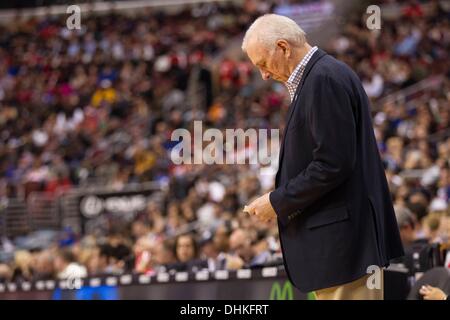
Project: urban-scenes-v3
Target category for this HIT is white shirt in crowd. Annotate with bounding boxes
[58,262,87,279]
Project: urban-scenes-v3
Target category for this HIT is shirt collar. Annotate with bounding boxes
[285,46,318,101]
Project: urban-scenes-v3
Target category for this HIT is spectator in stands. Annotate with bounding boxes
[395,205,420,249]
[170,233,208,272]
[100,233,133,275]
[250,236,272,268]
[133,236,154,275]
[224,228,254,270]
[131,221,152,241]
[32,249,55,281]
[174,233,197,264]
[393,205,444,276]
[83,246,107,276]
[0,263,12,282]
[423,213,444,244]
[152,239,177,273]
[406,201,429,239]
[54,249,87,279]
[11,250,34,282]
[212,224,230,255]
[199,236,219,263]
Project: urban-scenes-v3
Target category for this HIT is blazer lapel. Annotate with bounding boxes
[275,48,327,186]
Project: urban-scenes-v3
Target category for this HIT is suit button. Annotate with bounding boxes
[288,210,301,221]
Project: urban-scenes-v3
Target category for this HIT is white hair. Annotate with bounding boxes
[241,14,306,53]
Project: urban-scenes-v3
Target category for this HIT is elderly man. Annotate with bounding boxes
[242,14,404,300]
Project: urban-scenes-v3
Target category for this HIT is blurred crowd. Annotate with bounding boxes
[0,0,449,283]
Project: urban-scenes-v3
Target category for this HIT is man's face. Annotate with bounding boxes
[400,224,416,245]
[245,39,290,82]
[176,236,195,263]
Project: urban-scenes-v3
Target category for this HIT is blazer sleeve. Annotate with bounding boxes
[270,74,357,226]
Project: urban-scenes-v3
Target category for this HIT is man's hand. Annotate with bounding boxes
[244,192,276,223]
[419,285,448,300]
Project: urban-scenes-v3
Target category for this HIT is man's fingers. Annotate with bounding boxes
[420,286,430,294]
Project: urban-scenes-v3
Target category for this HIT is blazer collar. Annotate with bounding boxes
[290,48,327,106]
[283,48,327,131]
[275,48,328,185]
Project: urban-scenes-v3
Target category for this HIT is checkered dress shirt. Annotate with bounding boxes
[285,46,318,102]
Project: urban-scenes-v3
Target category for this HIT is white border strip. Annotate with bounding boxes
[236,269,252,279]
[0,267,286,292]
[195,270,209,281]
[138,274,151,284]
[45,280,55,290]
[120,274,132,285]
[156,272,170,283]
[89,278,101,287]
[106,277,118,286]
[35,281,45,290]
[214,270,229,280]
[261,267,278,278]
[59,280,67,290]
[21,282,32,291]
[175,272,188,282]
[7,283,17,292]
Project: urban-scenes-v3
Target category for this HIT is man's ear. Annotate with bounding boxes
[276,39,290,58]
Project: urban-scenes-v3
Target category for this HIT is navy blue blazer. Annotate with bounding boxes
[269,48,404,292]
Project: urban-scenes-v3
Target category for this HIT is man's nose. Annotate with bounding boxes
[260,70,271,80]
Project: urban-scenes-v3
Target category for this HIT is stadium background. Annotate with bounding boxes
[0,0,449,300]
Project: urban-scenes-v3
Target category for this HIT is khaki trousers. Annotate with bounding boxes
[314,270,384,300]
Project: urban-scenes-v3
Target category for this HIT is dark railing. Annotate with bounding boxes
[374,75,445,111]
[0,181,163,239]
